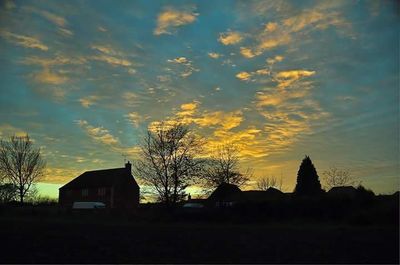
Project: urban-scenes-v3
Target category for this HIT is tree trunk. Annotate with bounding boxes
[19,188,24,204]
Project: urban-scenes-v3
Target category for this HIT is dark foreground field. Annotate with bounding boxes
[0,212,398,264]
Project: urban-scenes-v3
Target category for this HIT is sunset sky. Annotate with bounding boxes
[0,0,398,198]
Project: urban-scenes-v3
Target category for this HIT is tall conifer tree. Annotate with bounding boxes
[294,155,323,196]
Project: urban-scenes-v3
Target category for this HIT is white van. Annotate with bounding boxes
[72,201,106,209]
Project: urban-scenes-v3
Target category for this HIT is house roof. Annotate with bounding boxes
[59,167,137,190]
[328,186,357,193]
[208,182,242,201]
[241,187,284,202]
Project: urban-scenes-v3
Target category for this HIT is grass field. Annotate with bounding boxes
[0,212,398,264]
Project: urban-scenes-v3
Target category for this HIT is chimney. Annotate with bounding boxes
[125,161,132,172]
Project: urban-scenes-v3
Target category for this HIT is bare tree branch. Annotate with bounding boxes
[201,143,251,192]
[133,123,204,206]
[0,135,45,203]
[322,166,360,190]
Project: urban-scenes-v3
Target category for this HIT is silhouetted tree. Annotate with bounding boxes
[201,143,251,191]
[257,176,283,191]
[322,166,360,189]
[294,155,323,196]
[356,185,375,202]
[0,135,45,203]
[134,123,204,205]
[0,183,17,203]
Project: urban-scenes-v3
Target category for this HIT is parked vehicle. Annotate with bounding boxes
[72,201,106,209]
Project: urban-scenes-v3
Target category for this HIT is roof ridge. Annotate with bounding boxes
[84,167,126,173]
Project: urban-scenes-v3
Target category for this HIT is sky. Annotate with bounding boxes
[0,0,398,198]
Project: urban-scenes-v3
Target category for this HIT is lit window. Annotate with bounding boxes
[82,189,88,197]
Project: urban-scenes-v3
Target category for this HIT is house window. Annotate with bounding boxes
[82,189,88,197]
[98,187,106,196]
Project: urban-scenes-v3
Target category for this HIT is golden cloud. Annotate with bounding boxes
[239,2,352,58]
[147,104,270,159]
[91,44,133,67]
[39,10,67,27]
[206,127,266,158]
[91,45,119,56]
[22,55,86,66]
[121,91,140,107]
[79,95,101,108]
[218,31,243,45]
[236,71,252,81]
[42,167,82,184]
[240,47,260,58]
[167,56,198,78]
[0,30,48,51]
[0,124,27,138]
[154,8,197,35]
[255,68,270,75]
[265,22,278,32]
[170,57,188,64]
[258,34,291,50]
[92,55,132,67]
[276,70,315,79]
[33,69,68,85]
[181,102,198,111]
[275,70,315,89]
[236,67,270,82]
[283,10,339,33]
[125,112,141,128]
[253,64,328,155]
[178,102,199,118]
[266,55,284,65]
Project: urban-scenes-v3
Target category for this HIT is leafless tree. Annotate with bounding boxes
[0,135,46,203]
[0,183,17,203]
[201,143,251,191]
[257,176,283,191]
[322,166,360,190]
[134,123,204,205]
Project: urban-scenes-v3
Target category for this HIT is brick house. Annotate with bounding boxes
[59,162,139,209]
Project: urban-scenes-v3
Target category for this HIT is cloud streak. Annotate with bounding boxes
[0,30,48,51]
